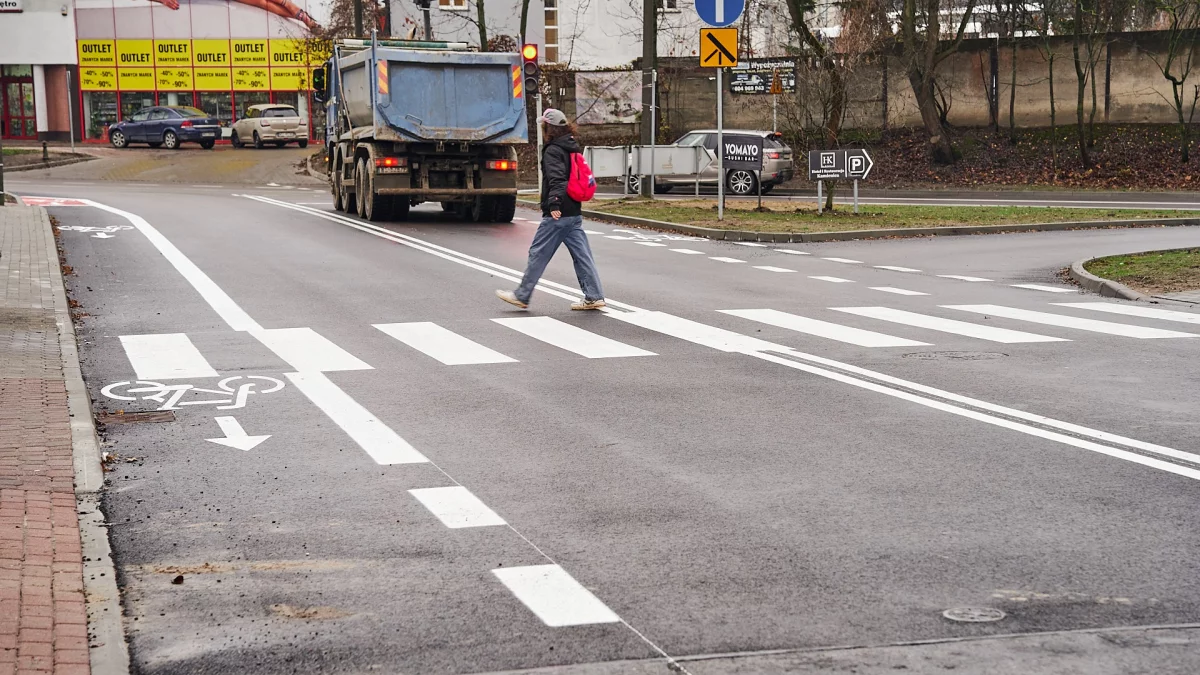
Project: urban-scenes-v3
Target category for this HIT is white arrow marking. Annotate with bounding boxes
[91,232,115,239]
[206,416,270,451]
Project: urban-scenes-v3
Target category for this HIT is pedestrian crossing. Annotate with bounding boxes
[115,302,1198,378]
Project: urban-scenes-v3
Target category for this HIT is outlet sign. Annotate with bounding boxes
[0,0,23,12]
[722,134,764,171]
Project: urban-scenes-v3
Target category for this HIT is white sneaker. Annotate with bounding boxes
[496,290,528,309]
[571,298,606,311]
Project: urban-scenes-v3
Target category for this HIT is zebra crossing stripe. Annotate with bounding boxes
[944,305,1199,339]
[1053,302,1200,325]
[374,322,516,365]
[1011,284,1077,293]
[492,316,656,358]
[832,307,1068,344]
[720,309,929,347]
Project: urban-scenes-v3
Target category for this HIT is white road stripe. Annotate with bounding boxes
[119,333,218,380]
[1011,283,1077,293]
[736,242,768,247]
[374,322,516,365]
[822,257,863,264]
[409,486,506,528]
[635,242,668,247]
[833,307,1067,343]
[710,256,746,263]
[492,565,621,627]
[945,305,1199,339]
[775,249,811,255]
[584,230,604,235]
[869,287,929,296]
[670,248,706,255]
[607,310,782,353]
[285,372,428,465]
[493,316,656,358]
[720,309,930,347]
[1054,302,1200,325]
[809,276,854,283]
[753,266,796,273]
[938,275,992,282]
[251,327,373,371]
[875,265,922,273]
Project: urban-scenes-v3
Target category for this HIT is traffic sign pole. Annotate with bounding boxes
[854,179,859,214]
[717,66,724,221]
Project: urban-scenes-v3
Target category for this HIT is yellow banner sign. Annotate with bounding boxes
[118,67,155,90]
[193,39,231,67]
[232,39,269,66]
[269,39,308,67]
[233,67,270,91]
[78,40,116,67]
[269,67,306,91]
[154,40,191,66]
[194,67,232,91]
[156,67,194,91]
[79,66,117,91]
[117,39,154,67]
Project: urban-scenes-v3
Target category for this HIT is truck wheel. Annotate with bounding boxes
[344,157,359,216]
[331,150,346,212]
[355,158,369,219]
[490,196,517,223]
[358,157,390,222]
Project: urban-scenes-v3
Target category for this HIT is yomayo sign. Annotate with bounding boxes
[721,134,763,171]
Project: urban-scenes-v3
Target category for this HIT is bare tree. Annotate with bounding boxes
[897,0,978,164]
[1149,0,1200,162]
[1034,0,1063,178]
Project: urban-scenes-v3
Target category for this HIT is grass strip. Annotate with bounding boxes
[1083,248,1200,294]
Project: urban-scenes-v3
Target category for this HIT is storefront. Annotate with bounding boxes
[73,0,329,143]
[0,0,80,141]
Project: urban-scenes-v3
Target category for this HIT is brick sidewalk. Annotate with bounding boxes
[1,207,91,675]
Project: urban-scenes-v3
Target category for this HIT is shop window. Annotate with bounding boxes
[160,92,195,108]
[82,92,118,140]
[1,65,33,78]
[199,91,234,130]
[236,91,270,120]
[272,91,299,110]
[120,92,155,122]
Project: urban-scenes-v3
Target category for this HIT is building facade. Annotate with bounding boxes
[0,0,80,140]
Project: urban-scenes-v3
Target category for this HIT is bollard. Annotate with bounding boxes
[43,141,49,162]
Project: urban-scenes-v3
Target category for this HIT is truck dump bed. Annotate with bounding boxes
[336,44,528,145]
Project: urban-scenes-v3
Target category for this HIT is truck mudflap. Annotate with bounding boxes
[375,187,518,196]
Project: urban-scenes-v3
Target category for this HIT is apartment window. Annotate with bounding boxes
[544,0,559,63]
[438,0,467,9]
[657,0,679,10]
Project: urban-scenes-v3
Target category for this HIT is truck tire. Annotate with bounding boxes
[358,156,391,222]
[490,196,517,223]
[331,149,347,212]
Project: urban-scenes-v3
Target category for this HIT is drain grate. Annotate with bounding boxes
[97,410,177,425]
[943,607,1007,623]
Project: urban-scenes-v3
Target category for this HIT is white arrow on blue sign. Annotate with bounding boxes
[695,0,745,27]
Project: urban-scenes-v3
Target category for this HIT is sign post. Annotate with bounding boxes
[699,27,738,220]
[806,149,874,214]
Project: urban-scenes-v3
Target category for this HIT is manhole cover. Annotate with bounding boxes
[904,351,1009,361]
[942,607,1007,623]
[97,410,176,425]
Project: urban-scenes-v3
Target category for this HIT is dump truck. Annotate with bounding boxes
[314,38,528,223]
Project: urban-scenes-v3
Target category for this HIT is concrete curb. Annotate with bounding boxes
[1069,247,1200,303]
[39,205,132,674]
[5,155,96,173]
[2,192,26,206]
[522,199,1200,243]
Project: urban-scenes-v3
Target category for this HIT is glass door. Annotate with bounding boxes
[2,79,36,139]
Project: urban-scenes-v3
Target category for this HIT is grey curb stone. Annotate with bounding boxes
[516,199,1200,243]
[5,155,96,172]
[1069,247,1200,302]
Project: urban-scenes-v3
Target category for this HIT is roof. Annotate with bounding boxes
[686,129,780,137]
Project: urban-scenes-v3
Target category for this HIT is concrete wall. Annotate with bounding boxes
[0,0,78,65]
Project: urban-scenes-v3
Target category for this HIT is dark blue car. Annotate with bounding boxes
[109,106,222,150]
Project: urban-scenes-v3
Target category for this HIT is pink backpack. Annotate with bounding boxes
[567,152,597,202]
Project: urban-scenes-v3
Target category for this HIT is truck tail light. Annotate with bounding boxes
[180,120,193,128]
[375,157,407,168]
[485,160,517,171]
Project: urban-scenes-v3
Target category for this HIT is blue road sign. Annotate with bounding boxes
[695,0,745,27]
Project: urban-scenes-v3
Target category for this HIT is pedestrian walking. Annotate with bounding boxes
[497,109,606,311]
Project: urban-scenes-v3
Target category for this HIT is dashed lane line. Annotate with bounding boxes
[875,265,922,273]
[710,257,746,263]
[809,276,854,283]
[670,248,706,255]
[753,266,796,273]
[938,275,993,282]
[822,257,863,264]
[1011,283,1077,293]
[869,287,929,296]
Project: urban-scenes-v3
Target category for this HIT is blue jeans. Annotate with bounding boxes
[515,215,604,304]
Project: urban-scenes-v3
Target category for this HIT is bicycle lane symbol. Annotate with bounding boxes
[100,375,285,411]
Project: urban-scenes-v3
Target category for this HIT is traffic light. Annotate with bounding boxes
[521,44,540,95]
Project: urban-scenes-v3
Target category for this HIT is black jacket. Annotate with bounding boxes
[540,134,583,218]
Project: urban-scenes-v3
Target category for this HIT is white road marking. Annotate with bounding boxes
[720,309,930,347]
[1054,302,1200,325]
[118,333,217,380]
[374,322,516,365]
[710,257,746,263]
[409,486,507,528]
[635,242,668,247]
[774,249,810,255]
[492,565,621,627]
[938,275,992,282]
[822,257,862,264]
[670,248,706,255]
[493,316,656,358]
[285,372,428,465]
[82,201,262,331]
[736,242,768,247]
[1011,283,1077,293]
[869,287,929,296]
[875,265,922,273]
[832,307,1067,343]
[251,327,373,372]
[584,230,604,235]
[608,310,781,352]
[809,276,854,283]
[606,235,635,240]
[206,416,270,451]
[753,266,796,273]
[945,305,1199,339]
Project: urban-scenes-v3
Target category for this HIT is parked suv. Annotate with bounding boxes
[231,104,309,149]
[627,130,794,195]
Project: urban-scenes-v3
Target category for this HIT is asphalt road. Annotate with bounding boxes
[19,177,1200,674]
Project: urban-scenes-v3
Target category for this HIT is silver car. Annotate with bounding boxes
[627,129,795,196]
[231,103,309,149]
